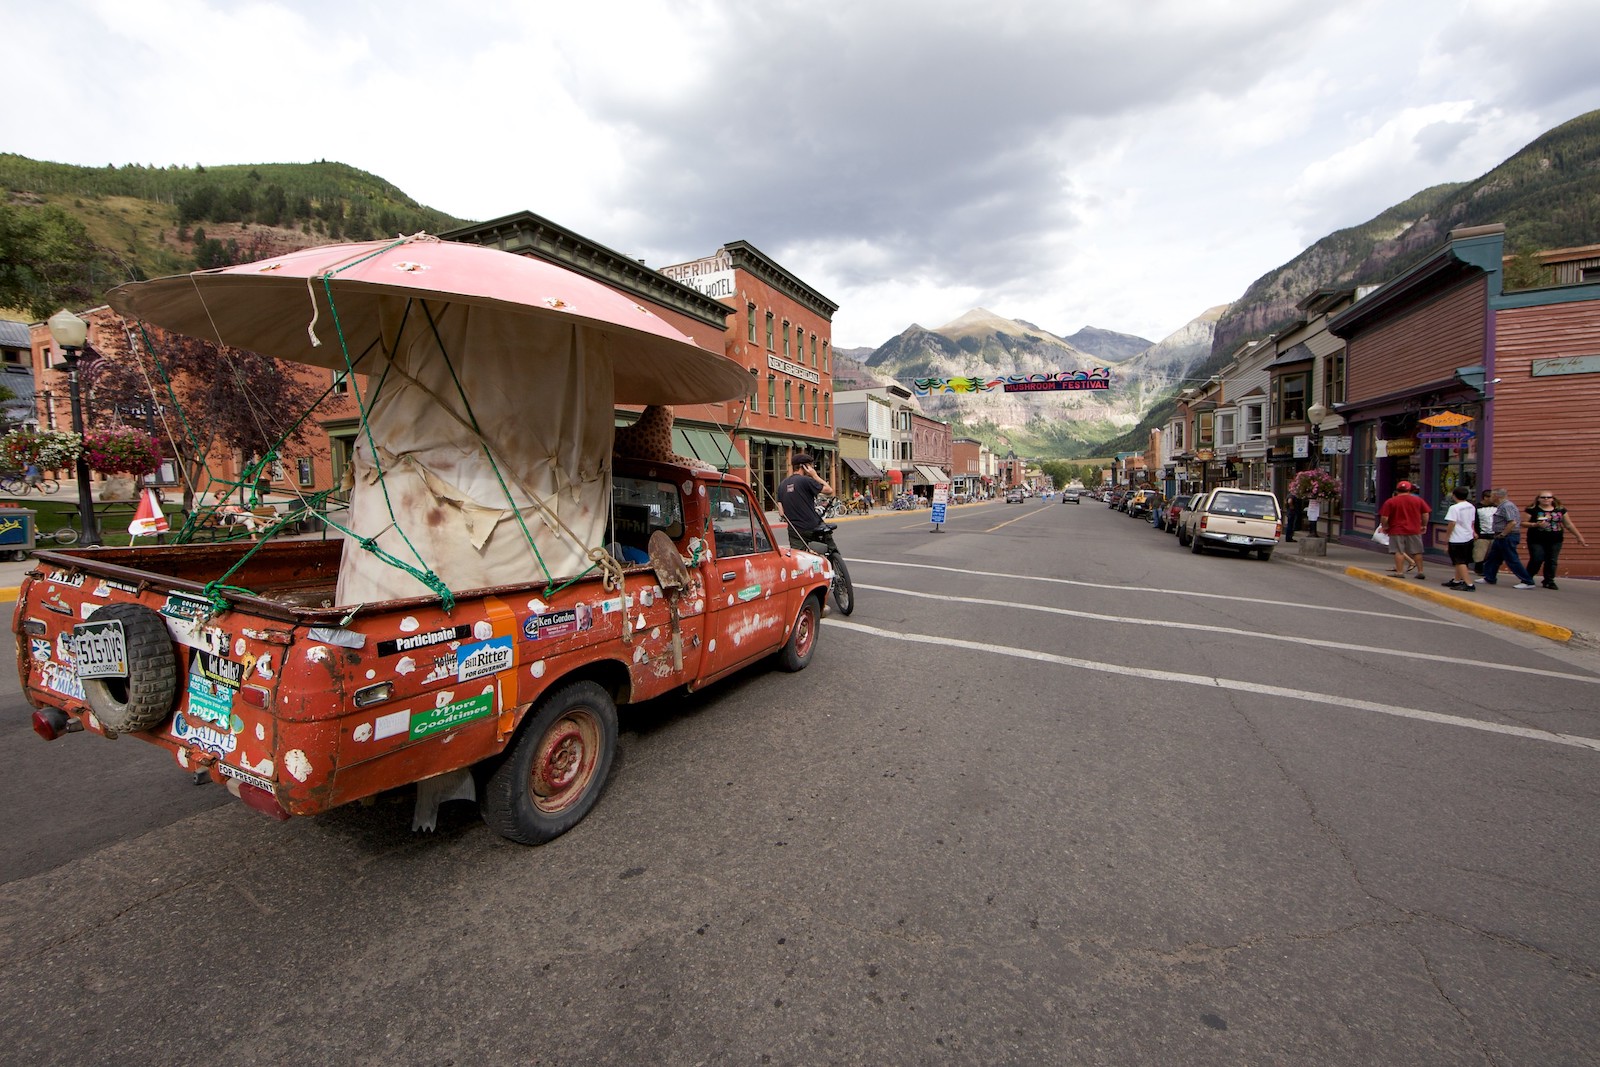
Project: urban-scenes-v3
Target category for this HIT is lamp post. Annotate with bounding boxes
[1306,402,1329,538]
[45,309,101,547]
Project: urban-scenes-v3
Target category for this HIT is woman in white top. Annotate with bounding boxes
[1444,486,1478,591]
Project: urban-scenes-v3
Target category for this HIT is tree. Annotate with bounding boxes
[83,319,333,511]
[0,203,99,319]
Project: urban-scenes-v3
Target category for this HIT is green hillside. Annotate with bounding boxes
[0,155,470,317]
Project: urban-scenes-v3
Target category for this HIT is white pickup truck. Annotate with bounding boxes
[1177,488,1284,560]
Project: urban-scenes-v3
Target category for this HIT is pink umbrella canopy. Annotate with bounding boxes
[105,234,751,406]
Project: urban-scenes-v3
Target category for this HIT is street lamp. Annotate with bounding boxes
[45,309,101,546]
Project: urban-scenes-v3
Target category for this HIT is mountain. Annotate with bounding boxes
[1063,325,1155,363]
[0,155,468,310]
[853,305,1220,457]
[1211,107,1600,358]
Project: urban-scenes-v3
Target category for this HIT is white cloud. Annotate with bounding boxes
[5,0,1599,349]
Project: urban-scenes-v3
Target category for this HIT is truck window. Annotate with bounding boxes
[610,477,684,561]
[1209,491,1277,519]
[707,486,771,558]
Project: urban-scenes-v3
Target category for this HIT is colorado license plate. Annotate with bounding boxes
[1226,534,1251,544]
[72,619,128,679]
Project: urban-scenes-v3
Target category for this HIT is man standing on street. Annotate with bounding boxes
[1377,480,1431,579]
[778,452,834,550]
[1482,487,1538,588]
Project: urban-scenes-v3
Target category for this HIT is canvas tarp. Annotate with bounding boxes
[337,303,613,604]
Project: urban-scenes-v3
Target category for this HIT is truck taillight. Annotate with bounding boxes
[1198,515,1208,530]
[32,708,81,741]
[235,782,290,821]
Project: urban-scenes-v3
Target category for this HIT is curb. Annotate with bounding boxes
[0,585,16,605]
[1343,567,1575,643]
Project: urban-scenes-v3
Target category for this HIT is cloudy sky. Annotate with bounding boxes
[10,0,1600,350]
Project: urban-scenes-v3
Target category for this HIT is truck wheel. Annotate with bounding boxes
[481,680,617,845]
[777,593,821,672]
[1256,549,1273,561]
[1190,533,1205,554]
[81,602,179,732]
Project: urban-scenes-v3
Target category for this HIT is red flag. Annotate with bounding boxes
[128,489,170,537]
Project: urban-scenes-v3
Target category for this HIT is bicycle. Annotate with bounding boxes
[798,522,854,616]
[0,474,60,495]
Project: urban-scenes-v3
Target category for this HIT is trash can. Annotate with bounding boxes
[0,507,37,560]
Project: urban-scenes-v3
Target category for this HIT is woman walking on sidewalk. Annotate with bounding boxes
[1525,492,1588,590]
[1442,486,1478,591]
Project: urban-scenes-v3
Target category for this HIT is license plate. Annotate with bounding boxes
[1226,534,1251,544]
[72,619,128,679]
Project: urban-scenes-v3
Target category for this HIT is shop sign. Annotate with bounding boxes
[1530,355,1600,377]
[767,354,820,385]
[1381,437,1418,458]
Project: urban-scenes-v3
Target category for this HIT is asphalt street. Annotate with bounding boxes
[1,497,1596,1065]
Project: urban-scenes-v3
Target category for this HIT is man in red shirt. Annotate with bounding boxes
[1378,480,1432,579]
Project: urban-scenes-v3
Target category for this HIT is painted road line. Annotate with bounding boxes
[855,583,1600,686]
[1347,568,1574,643]
[852,557,1469,628]
[829,619,1600,754]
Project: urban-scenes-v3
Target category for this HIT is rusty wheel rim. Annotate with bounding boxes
[794,602,816,658]
[529,709,601,813]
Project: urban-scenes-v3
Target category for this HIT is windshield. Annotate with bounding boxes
[1209,491,1278,519]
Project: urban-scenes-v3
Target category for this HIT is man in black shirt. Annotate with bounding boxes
[778,453,834,550]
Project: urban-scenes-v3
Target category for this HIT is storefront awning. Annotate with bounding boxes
[842,456,885,479]
[913,464,949,484]
[672,426,746,468]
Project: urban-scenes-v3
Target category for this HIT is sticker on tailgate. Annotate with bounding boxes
[71,619,128,679]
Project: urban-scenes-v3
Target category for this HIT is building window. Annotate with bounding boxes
[1273,372,1308,424]
[749,367,759,402]
[332,371,349,395]
[747,304,756,343]
[824,393,831,427]
[765,312,774,351]
[810,334,818,367]
[767,374,776,415]
[823,341,830,373]
[795,325,803,363]
[811,388,819,424]
[1198,412,1213,446]
[1353,422,1377,506]
[1323,352,1346,407]
[297,458,315,486]
[1216,412,1236,449]
[784,380,792,418]
[783,322,791,359]
[1243,403,1264,442]
[798,384,807,422]
[1171,422,1185,449]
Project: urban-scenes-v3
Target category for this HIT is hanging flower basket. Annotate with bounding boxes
[81,428,163,476]
[0,428,83,471]
[1288,469,1341,501]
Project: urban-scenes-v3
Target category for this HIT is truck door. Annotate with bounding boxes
[701,484,790,682]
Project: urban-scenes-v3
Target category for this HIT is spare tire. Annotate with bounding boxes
[79,602,180,732]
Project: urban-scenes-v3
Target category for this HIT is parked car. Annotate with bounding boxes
[1158,494,1191,532]
[1006,489,1025,503]
[1106,489,1126,510]
[1062,490,1081,504]
[1177,487,1283,559]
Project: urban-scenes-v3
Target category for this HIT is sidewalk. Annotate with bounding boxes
[1280,535,1600,647]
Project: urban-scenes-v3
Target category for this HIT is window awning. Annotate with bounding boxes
[671,427,746,468]
[842,456,885,479]
[913,464,949,484]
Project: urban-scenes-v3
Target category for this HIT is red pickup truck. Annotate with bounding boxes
[16,456,830,844]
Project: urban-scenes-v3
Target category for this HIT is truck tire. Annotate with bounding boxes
[1191,532,1205,554]
[80,602,179,733]
[776,593,821,672]
[481,680,617,845]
